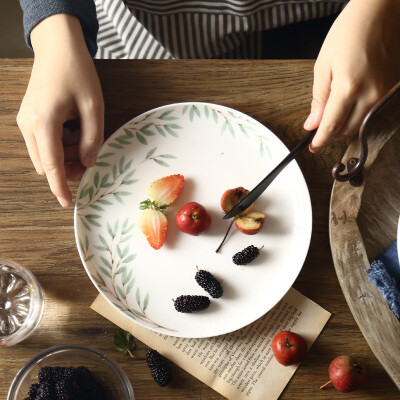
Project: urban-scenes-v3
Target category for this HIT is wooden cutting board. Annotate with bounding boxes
[330,84,400,389]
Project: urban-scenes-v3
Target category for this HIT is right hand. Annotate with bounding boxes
[17,14,104,207]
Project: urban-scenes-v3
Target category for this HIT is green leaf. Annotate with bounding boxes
[123,170,135,181]
[123,269,133,286]
[161,116,178,121]
[114,220,119,235]
[99,267,111,278]
[113,193,125,204]
[96,162,110,167]
[93,275,106,287]
[212,109,218,123]
[86,254,94,262]
[85,214,101,227]
[136,132,147,145]
[155,125,166,137]
[122,223,135,235]
[99,234,109,249]
[78,239,84,253]
[100,256,112,269]
[100,173,110,187]
[143,293,150,311]
[265,145,272,159]
[90,204,104,212]
[123,254,136,263]
[240,124,249,137]
[98,152,114,159]
[98,199,113,206]
[140,123,153,131]
[168,124,182,129]
[122,160,132,173]
[101,183,113,188]
[221,120,228,133]
[164,125,178,137]
[85,235,89,251]
[122,180,138,185]
[227,121,234,136]
[80,218,91,232]
[146,147,157,159]
[159,154,177,159]
[182,105,188,115]
[113,329,136,356]
[87,187,94,200]
[136,287,141,305]
[116,137,131,145]
[80,183,89,199]
[116,285,126,300]
[126,277,135,294]
[112,164,117,180]
[115,266,127,276]
[115,191,130,196]
[160,110,174,119]
[204,105,209,118]
[119,156,125,174]
[94,245,108,252]
[107,222,114,238]
[124,129,135,138]
[154,159,169,168]
[189,106,195,122]
[193,105,200,118]
[109,143,124,149]
[260,142,264,158]
[141,129,156,136]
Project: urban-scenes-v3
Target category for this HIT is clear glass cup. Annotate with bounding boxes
[8,344,135,400]
[0,258,44,347]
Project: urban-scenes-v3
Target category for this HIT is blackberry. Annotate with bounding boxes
[174,295,210,313]
[195,269,223,299]
[36,382,53,400]
[28,383,40,398]
[38,366,54,384]
[53,367,75,383]
[74,366,95,387]
[55,380,74,400]
[146,349,172,387]
[232,245,261,265]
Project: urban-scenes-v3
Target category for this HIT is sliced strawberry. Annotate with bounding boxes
[148,174,185,207]
[139,209,168,250]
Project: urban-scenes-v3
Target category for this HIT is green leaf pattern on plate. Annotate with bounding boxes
[182,104,271,159]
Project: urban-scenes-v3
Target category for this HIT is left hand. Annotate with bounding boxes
[304,0,400,152]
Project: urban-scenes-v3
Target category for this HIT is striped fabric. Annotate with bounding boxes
[94,0,349,59]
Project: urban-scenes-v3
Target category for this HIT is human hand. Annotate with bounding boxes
[304,0,400,152]
[17,14,104,207]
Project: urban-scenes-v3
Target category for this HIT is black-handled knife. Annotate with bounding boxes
[223,129,317,220]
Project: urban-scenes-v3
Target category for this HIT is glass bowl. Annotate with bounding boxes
[8,344,134,400]
[0,258,44,347]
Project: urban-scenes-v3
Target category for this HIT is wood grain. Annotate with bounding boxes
[0,59,398,399]
[330,83,400,390]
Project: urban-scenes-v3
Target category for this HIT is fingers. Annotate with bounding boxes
[35,119,72,207]
[310,86,355,152]
[18,128,45,176]
[303,62,332,131]
[78,99,104,168]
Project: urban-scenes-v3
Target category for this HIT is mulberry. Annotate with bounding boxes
[146,349,172,387]
[174,295,210,313]
[232,245,261,265]
[195,270,223,298]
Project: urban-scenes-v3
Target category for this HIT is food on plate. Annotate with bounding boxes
[138,209,168,250]
[27,365,106,400]
[139,174,184,249]
[175,202,212,235]
[195,269,223,299]
[235,211,266,235]
[232,245,263,265]
[174,295,210,313]
[146,349,172,387]
[320,355,367,392]
[147,174,185,208]
[220,186,253,216]
[271,331,308,366]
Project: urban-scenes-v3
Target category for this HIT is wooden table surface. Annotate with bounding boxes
[0,59,398,400]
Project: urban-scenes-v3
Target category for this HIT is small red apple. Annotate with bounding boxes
[235,211,266,235]
[322,355,366,393]
[271,331,308,366]
[176,202,212,236]
[220,187,253,216]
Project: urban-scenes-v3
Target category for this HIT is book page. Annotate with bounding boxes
[91,288,330,400]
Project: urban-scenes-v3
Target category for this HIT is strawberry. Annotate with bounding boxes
[147,174,185,208]
[138,209,168,250]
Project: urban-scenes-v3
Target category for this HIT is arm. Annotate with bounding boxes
[17,14,104,207]
[19,0,99,57]
[304,0,400,151]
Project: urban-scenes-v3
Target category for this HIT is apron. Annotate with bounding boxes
[94,0,349,59]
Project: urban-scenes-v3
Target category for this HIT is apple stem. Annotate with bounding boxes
[215,220,234,253]
[319,381,332,390]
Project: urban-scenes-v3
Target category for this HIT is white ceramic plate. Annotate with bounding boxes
[74,103,312,338]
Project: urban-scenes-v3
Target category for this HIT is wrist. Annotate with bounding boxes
[31,14,87,56]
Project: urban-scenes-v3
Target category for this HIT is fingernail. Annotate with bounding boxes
[84,153,97,167]
[57,197,69,208]
[304,113,316,130]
